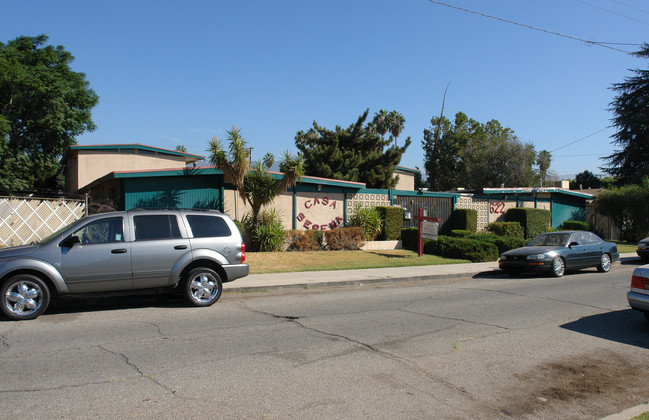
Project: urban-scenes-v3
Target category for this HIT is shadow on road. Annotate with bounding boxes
[561,309,649,349]
[45,292,185,316]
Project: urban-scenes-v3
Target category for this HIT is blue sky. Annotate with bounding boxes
[2,0,647,181]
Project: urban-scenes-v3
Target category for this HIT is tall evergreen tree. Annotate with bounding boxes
[603,43,649,184]
[295,109,410,189]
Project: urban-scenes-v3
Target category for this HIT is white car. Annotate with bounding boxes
[628,264,649,321]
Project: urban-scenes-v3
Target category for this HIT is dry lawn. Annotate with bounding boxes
[245,249,469,274]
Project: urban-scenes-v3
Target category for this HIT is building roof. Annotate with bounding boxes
[65,143,204,163]
[481,187,594,199]
[79,166,366,193]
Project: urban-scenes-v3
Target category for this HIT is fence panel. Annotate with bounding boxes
[0,197,85,247]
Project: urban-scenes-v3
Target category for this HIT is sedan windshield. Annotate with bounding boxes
[528,233,570,247]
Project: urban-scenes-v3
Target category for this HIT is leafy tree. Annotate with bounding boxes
[175,145,188,152]
[536,150,552,186]
[295,109,411,189]
[594,178,649,241]
[570,170,601,189]
[602,43,649,185]
[423,112,536,190]
[0,35,98,193]
[422,113,468,191]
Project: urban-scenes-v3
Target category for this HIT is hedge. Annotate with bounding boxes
[487,222,524,238]
[453,208,477,233]
[505,208,551,239]
[424,236,499,262]
[559,220,591,231]
[376,206,404,240]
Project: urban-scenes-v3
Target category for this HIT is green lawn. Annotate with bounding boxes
[246,249,470,274]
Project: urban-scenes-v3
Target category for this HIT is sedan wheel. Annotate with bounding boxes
[1,274,50,320]
[185,267,222,307]
[597,253,612,273]
[551,257,565,277]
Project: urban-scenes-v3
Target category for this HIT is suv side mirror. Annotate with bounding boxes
[569,241,579,248]
[61,235,81,248]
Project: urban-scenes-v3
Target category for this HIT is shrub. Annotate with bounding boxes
[450,230,471,237]
[285,229,322,251]
[453,209,477,233]
[401,228,418,251]
[325,227,365,250]
[349,205,382,241]
[505,208,551,239]
[253,221,285,252]
[424,236,499,262]
[243,208,285,251]
[376,206,404,240]
[492,236,528,254]
[559,220,591,231]
[487,222,524,238]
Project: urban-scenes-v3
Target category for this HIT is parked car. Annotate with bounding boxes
[637,238,649,262]
[628,264,649,321]
[0,208,248,320]
[498,231,619,277]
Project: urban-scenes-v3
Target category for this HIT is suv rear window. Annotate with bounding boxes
[186,215,232,238]
[134,215,181,240]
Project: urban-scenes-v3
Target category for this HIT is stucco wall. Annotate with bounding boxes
[70,151,189,193]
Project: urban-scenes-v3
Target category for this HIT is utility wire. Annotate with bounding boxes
[423,0,634,54]
[610,0,649,16]
[576,0,649,26]
[549,127,612,153]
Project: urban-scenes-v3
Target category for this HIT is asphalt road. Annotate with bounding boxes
[1,261,648,419]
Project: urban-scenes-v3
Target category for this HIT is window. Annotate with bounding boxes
[74,217,124,244]
[186,215,232,238]
[134,215,181,240]
[582,231,601,245]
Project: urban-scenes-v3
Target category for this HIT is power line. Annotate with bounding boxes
[576,0,649,26]
[610,0,649,16]
[423,0,635,54]
[549,126,612,153]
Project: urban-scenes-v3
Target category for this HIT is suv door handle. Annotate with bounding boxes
[111,249,127,254]
[174,245,187,250]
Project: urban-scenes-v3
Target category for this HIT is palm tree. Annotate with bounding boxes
[175,145,188,152]
[388,111,405,147]
[372,110,390,138]
[243,151,304,247]
[207,125,250,200]
[536,150,552,187]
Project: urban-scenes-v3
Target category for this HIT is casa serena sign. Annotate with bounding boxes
[296,196,343,230]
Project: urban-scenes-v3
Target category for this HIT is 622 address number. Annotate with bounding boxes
[490,202,506,214]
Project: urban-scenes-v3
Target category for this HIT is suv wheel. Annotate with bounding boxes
[1,274,50,320]
[185,267,222,307]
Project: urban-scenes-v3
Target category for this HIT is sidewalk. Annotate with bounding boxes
[224,253,639,291]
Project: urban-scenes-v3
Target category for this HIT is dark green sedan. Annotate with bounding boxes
[499,231,619,277]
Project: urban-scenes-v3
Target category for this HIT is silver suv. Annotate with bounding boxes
[0,208,248,320]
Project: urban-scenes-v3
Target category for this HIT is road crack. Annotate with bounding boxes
[245,306,501,416]
[97,345,178,396]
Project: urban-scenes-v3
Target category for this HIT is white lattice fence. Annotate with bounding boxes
[0,197,85,247]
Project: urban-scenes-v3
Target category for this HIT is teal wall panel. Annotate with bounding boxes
[551,193,586,228]
[124,175,223,211]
